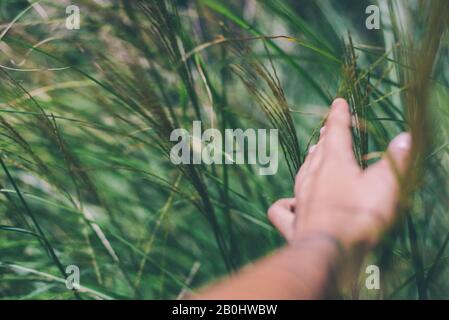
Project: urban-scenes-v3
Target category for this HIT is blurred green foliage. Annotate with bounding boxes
[0,0,449,299]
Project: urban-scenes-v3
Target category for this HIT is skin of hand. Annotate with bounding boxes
[268,97,411,252]
[195,98,411,300]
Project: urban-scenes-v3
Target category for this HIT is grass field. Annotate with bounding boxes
[1,0,449,299]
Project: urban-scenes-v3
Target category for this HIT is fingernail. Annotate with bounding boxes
[332,97,347,108]
[320,126,326,135]
[309,144,317,154]
[391,132,411,150]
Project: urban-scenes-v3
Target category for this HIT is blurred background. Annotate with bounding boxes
[0,0,449,299]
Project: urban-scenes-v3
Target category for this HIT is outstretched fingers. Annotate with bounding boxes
[365,132,412,223]
[323,98,356,163]
[295,98,356,192]
[367,132,411,190]
[268,198,296,241]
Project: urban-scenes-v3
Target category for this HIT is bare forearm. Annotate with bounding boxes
[195,238,340,300]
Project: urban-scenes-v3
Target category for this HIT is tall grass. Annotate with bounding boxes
[0,0,448,299]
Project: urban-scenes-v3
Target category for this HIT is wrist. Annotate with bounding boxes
[287,231,370,297]
[289,233,344,265]
[280,234,343,298]
[295,207,378,253]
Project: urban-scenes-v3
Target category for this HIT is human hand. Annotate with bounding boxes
[268,98,411,251]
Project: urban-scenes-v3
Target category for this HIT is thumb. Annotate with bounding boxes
[385,132,412,174]
[367,132,412,187]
